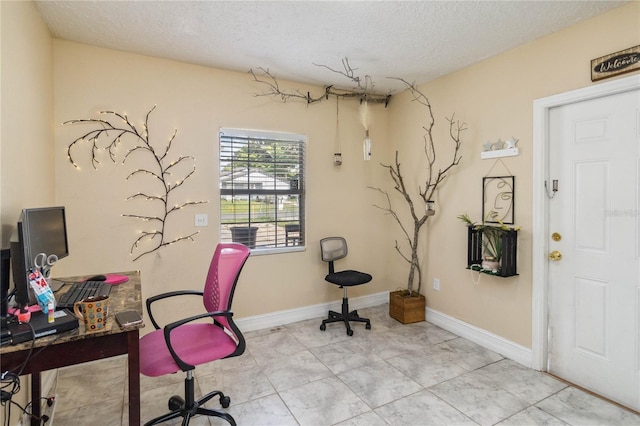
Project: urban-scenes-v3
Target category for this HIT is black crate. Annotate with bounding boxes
[466,226,518,277]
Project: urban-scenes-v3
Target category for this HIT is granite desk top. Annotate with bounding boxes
[1,271,144,354]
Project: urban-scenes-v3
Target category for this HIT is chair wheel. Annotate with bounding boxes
[320,323,326,331]
[220,395,231,408]
[168,395,185,411]
[366,323,371,330]
[347,329,353,336]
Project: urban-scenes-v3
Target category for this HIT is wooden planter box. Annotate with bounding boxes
[389,290,426,324]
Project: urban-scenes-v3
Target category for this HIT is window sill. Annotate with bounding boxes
[249,246,306,256]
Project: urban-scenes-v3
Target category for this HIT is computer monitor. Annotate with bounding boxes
[1,248,11,326]
[9,206,69,310]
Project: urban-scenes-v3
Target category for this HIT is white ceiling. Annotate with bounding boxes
[36,1,627,94]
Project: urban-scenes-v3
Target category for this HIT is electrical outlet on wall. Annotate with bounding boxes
[433,278,440,291]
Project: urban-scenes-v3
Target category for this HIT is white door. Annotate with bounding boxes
[548,88,640,411]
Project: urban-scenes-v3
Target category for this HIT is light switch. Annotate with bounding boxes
[195,214,208,227]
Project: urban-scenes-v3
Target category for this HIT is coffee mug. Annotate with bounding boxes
[74,295,110,332]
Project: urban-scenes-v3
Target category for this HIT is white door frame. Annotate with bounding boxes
[531,74,640,371]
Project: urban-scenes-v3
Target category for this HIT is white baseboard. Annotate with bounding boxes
[426,307,533,368]
[235,293,533,369]
[236,291,388,332]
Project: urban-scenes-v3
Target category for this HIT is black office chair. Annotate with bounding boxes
[319,237,372,336]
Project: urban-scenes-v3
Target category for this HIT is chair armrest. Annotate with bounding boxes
[146,290,204,330]
[162,310,234,372]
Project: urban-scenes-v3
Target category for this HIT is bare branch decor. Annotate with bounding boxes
[370,79,466,295]
[65,106,208,261]
[249,58,392,106]
[247,61,467,297]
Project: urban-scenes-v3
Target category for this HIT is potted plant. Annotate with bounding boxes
[370,80,466,323]
[458,213,519,275]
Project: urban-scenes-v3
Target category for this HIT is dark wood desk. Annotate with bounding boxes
[0,271,143,426]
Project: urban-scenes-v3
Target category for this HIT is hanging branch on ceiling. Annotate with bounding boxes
[65,106,208,261]
[313,57,373,92]
[249,57,392,106]
[369,79,467,296]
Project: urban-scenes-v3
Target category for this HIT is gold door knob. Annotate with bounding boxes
[549,250,562,261]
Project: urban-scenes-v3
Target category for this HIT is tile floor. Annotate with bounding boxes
[52,304,639,425]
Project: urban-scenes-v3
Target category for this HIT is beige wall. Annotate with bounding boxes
[1,0,54,245]
[52,41,392,327]
[389,2,640,347]
[0,2,54,424]
[1,1,638,358]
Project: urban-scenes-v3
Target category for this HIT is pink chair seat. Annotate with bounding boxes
[140,323,239,377]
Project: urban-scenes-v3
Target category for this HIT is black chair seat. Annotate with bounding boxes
[325,270,372,287]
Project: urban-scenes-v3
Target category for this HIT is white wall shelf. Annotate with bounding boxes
[481,147,519,159]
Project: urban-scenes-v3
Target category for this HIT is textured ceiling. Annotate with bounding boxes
[36,1,627,93]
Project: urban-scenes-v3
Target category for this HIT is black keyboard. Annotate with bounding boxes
[57,281,112,309]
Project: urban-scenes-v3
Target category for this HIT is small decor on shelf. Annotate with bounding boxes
[458,213,519,277]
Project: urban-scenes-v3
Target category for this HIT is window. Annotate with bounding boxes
[219,128,305,252]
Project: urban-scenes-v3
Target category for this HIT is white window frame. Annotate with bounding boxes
[219,128,306,255]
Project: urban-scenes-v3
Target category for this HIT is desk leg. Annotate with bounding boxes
[30,372,41,426]
[127,330,141,425]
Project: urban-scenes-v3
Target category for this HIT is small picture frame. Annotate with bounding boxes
[483,176,514,224]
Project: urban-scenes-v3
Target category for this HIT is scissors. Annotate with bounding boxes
[34,252,58,278]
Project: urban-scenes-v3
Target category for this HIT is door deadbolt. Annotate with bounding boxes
[552,232,562,241]
[549,250,562,261]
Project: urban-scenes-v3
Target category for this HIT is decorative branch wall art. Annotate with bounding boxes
[249,58,392,105]
[370,79,466,295]
[65,106,208,261]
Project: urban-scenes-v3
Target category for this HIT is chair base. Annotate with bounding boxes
[145,373,236,426]
[320,296,371,336]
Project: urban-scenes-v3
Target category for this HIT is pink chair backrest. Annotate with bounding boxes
[203,243,250,326]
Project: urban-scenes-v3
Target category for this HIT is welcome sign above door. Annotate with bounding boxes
[591,45,640,82]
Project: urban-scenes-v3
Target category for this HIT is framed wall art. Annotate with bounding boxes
[483,175,514,224]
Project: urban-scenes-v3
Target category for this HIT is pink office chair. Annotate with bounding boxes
[139,243,250,426]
